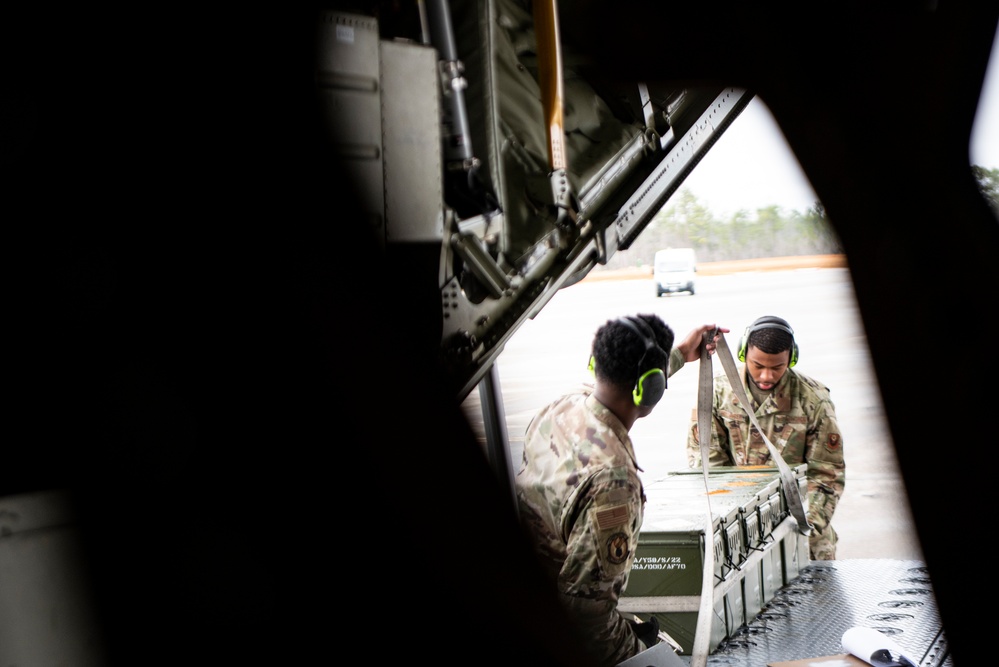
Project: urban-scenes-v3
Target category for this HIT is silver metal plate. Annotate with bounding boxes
[700,559,950,667]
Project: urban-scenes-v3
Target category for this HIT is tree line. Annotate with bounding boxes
[599,165,999,270]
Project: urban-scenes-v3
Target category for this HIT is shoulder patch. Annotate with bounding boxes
[597,487,630,505]
[605,532,629,565]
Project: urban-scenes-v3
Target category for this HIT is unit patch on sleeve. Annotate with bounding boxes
[605,532,629,565]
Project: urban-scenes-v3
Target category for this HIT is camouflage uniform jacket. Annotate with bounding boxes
[516,386,647,667]
[685,366,845,559]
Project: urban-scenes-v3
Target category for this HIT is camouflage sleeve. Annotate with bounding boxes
[557,467,645,666]
[668,346,685,378]
[804,397,845,531]
[686,382,738,468]
[686,412,701,467]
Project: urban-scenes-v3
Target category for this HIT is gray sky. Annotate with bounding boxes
[680,31,999,218]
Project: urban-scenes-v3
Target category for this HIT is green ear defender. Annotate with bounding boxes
[618,317,667,407]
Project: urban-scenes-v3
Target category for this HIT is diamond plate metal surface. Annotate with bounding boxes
[701,559,951,667]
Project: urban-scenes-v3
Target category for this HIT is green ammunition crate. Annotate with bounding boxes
[743,509,762,555]
[721,518,747,632]
[625,522,728,655]
[667,468,787,581]
[628,505,731,595]
[760,535,783,602]
[724,568,746,634]
[622,468,793,654]
[781,527,811,583]
[741,557,764,622]
[741,510,764,621]
[757,491,784,542]
[780,464,811,583]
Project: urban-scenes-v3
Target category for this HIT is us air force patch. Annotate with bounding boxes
[606,532,629,565]
[595,504,628,530]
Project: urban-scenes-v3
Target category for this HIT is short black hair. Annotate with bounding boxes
[747,323,794,355]
[591,314,674,393]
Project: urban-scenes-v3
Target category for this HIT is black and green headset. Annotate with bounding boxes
[589,316,668,407]
[737,315,799,367]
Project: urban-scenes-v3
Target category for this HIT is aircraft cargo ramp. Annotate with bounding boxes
[708,558,950,667]
[617,469,949,666]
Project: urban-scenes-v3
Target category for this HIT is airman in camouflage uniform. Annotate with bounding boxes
[686,316,845,560]
[517,316,723,666]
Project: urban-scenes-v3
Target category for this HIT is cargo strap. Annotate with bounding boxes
[689,331,812,667]
[689,334,719,667]
[710,334,811,535]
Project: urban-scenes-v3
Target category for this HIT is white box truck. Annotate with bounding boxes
[654,248,697,296]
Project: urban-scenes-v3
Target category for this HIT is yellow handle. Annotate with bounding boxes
[532,0,567,171]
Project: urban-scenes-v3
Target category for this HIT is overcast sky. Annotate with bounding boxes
[679,31,999,218]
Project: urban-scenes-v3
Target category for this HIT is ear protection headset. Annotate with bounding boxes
[737,315,799,367]
[617,316,668,407]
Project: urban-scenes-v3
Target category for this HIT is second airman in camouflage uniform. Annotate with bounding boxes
[517,315,723,666]
[686,316,845,560]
